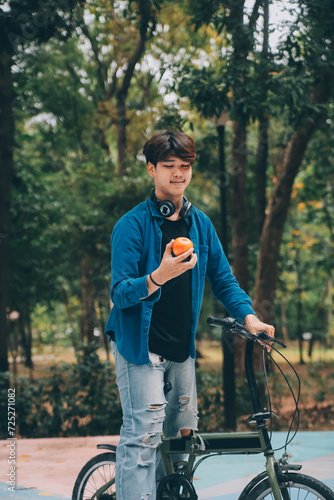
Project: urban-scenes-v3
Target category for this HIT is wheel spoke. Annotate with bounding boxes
[72,453,116,500]
[244,473,334,500]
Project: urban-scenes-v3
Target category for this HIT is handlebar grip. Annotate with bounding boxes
[207,316,236,328]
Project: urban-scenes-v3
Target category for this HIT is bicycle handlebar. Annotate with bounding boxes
[207,317,301,451]
[207,316,286,349]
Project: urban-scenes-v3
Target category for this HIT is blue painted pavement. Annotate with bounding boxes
[0,432,333,499]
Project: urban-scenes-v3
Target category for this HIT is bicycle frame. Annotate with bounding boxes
[93,322,297,500]
[158,339,283,500]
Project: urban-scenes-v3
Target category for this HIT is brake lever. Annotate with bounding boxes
[257,330,287,349]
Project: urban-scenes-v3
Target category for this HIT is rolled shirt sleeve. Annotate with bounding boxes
[110,215,161,309]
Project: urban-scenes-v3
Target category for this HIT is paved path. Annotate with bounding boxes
[1,432,333,499]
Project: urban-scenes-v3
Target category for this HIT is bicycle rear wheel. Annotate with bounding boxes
[72,452,116,500]
[246,472,334,500]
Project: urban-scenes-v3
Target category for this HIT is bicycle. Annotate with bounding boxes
[72,316,334,500]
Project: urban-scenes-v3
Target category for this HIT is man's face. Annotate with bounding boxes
[147,156,192,201]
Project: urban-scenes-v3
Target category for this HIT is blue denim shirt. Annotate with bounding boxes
[105,198,255,365]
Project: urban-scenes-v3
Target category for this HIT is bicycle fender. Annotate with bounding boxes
[238,471,268,499]
[238,465,303,499]
[97,444,117,452]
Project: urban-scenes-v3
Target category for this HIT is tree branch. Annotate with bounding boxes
[117,0,152,99]
[104,66,118,102]
[80,23,106,95]
[248,0,263,32]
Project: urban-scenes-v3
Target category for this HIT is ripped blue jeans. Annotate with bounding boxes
[111,342,198,500]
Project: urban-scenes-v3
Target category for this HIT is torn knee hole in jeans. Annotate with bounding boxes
[147,402,166,411]
[152,415,165,424]
[137,452,154,467]
[178,396,199,418]
[139,432,160,448]
[179,395,190,411]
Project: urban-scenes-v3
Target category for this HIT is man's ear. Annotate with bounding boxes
[147,162,155,177]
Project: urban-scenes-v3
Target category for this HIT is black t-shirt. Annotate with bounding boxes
[148,218,192,362]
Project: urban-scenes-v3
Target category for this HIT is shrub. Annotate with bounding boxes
[10,352,122,438]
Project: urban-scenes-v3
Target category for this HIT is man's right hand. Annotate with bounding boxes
[144,240,197,298]
[154,239,197,284]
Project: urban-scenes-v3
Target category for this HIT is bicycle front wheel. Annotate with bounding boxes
[72,452,116,500]
[246,472,334,500]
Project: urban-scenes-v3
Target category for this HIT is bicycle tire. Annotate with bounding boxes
[72,452,116,500]
[244,471,334,500]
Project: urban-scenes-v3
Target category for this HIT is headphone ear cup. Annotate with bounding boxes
[179,199,192,218]
[150,189,190,218]
[159,200,175,217]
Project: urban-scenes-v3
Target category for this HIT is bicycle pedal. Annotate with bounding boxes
[174,461,188,473]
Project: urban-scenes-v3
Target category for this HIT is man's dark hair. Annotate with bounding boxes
[143,130,196,166]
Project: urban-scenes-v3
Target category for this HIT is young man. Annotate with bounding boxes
[105,130,274,500]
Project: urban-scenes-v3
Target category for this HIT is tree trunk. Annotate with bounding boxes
[222,331,236,430]
[217,123,236,430]
[114,0,152,175]
[0,47,14,373]
[25,309,34,378]
[253,116,327,324]
[227,0,263,390]
[19,308,33,369]
[328,274,333,338]
[80,254,96,346]
[280,298,289,344]
[231,121,249,376]
[255,116,269,237]
[231,120,249,292]
[295,249,305,364]
[98,297,110,362]
[229,0,249,294]
[217,124,229,256]
[255,0,269,238]
[62,285,79,351]
[116,92,127,176]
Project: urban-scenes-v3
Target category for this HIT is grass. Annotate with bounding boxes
[9,339,334,379]
[196,339,334,371]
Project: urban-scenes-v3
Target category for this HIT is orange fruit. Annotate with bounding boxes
[172,237,193,256]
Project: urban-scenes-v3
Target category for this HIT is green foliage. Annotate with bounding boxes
[2,355,334,438]
[307,362,327,402]
[272,0,334,127]
[9,352,122,439]
[195,368,263,431]
[276,115,334,339]
[8,29,161,347]
[3,0,334,360]
[169,0,276,126]
[0,0,80,54]
[196,369,224,431]
[30,303,77,347]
